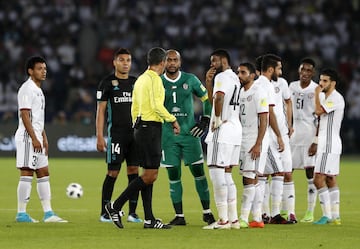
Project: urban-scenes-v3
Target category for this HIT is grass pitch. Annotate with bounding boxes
[0,156,359,249]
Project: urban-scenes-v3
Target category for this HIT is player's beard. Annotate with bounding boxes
[271,73,278,81]
[322,84,331,93]
[166,66,179,76]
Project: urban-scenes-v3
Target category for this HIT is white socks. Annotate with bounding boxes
[318,187,331,219]
[270,176,284,217]
[209,168,228,222]
[283,181,295,215]
[225,172,238,223]
[240,184,255,222]
[37,176,52,212]
[329,187,340,219]
[17,176,33,213]
[307,178,317,212]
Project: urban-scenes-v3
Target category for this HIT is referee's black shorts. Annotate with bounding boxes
[134,121,162,169]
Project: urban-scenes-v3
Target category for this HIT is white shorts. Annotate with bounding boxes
[16,139,48,170]
[264,138,283,175]
[207,142,240,167]
[315,153,340,176]
[239,150,267,178]
[291,145,316,169]
[280,135,292,173]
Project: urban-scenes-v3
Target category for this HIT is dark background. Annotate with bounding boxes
[1,0,359,155]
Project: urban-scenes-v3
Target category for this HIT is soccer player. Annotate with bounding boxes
[313,68,344,225]
[271,75,295,223]
[289,58,319,223]
[237,62,268,228]
[96,48,142,223]
[160,49,215,226]
[203,49,242,230]
[256,54,293,224]
[105,47,180,229]
[15,56,67,223]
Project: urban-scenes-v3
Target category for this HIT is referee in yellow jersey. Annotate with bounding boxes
[105,47,180,229]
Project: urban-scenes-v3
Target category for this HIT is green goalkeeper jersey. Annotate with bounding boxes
[161,71,209,136]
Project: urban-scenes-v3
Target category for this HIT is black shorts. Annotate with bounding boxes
[106,130,139,171]
[134,121,162,169]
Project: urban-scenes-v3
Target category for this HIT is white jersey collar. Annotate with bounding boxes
[163,71,182,82]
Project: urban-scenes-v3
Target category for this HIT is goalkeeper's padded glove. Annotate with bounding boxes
[190,116,210,137]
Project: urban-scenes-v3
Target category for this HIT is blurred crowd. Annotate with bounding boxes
[1,0,360,152]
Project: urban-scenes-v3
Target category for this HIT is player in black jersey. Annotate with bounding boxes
[96,48,142,223]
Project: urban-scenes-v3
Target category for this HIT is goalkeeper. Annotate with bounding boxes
[160,50,215,226]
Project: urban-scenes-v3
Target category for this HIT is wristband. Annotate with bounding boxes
[312,136,318,144]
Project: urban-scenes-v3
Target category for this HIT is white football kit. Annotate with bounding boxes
[239,82,269,177]
[205,69,242,167]
[15,77,48,169]
[289,80,318,169]
[266,77,292,174]
[253,75,277,174]
[315,90,345,176]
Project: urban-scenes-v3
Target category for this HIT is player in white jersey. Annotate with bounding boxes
[289,58,319,223]
[203,49,242,230]
[313,69,345,225]
[271,76,295,222]
[257,54,294,224]
[14,56,67,223]
[237,62,268,229]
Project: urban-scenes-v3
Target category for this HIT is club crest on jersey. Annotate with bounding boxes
[111,80,119,87]
[274,87,280,93]
[247,95,252,102]
[308,93,315,98]
[183,83,188,90]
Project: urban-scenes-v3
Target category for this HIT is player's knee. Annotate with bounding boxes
[189,163,205,178]
[127,166,138,175]
[108,170,119,178]
[167,166,181,181]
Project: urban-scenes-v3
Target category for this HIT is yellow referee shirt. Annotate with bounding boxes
[131,69,176,124]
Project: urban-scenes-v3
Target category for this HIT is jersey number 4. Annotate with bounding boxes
[229,85,240,110]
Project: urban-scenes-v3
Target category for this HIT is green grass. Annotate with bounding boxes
[0,156,359,249]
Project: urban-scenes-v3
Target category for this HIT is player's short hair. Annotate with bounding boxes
[239,62,256,75]
[25,56,46,76]
[300,57,316,68]
[261,54,281,72]
[147,47,166,66]
[114,48,131,59]
[211,49,231,65]
[321,68,339,83]
[255,55,263,72]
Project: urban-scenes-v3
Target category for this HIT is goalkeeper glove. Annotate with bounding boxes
[190,116,210,137]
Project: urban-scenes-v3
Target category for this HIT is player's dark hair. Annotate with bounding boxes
[114,48,131,59]
[255,55,263,72]
[239,62,256,75]
[211,49,231,65]
[321,68,339,83]
[300,57,316,68]
[147,47,166,65]
[25,56,46,76]
[261,54,281,72]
